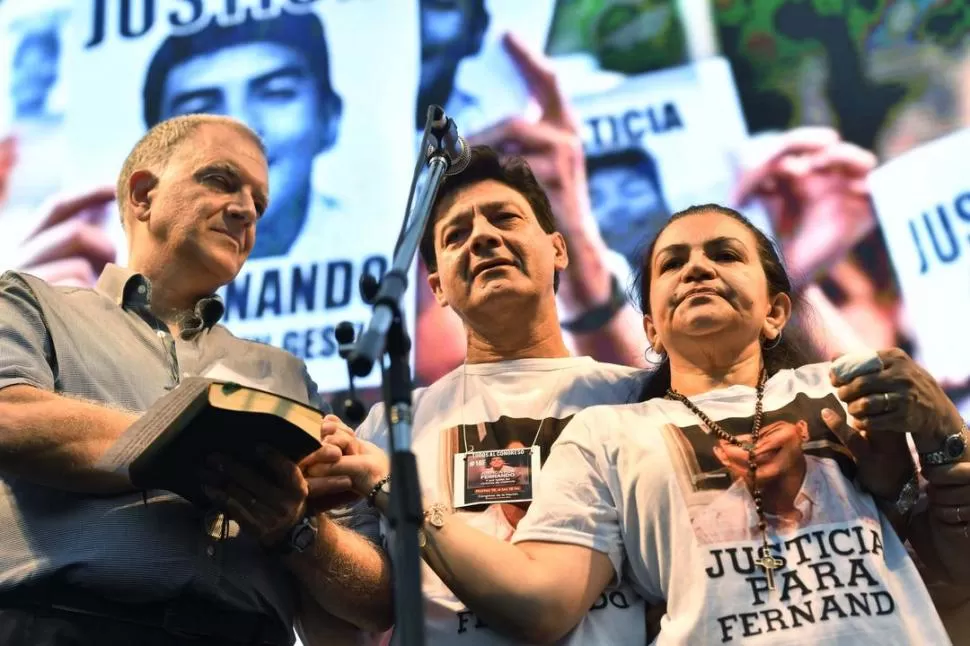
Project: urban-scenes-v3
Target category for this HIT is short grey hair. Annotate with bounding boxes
[116,114,265,224]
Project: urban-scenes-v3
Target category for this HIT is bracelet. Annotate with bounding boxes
[561,274,627,334]
[367,474,391,507]
[417,503,450,548]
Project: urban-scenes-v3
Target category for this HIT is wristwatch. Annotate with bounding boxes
[919,422,970,467]
[274,516,318,555]
[561,274,627,334]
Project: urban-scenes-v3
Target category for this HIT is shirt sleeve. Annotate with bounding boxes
[0,272,56,393]
[511,412,625,581]
[355,402,388,450]
[328,499,383,547]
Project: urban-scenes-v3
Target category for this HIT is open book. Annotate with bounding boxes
[99,378,323,507]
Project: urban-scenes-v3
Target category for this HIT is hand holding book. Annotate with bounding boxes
[100,378,325,509]
[199,445,310,548]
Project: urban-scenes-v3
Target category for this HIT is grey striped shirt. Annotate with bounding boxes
[0,264,373,637]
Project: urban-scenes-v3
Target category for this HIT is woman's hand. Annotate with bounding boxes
[832,348,966,452]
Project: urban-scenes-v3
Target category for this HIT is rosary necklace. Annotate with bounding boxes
[666,369,783,590]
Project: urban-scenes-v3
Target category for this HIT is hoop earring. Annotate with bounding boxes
[763,331,782,350]
[644,346,666,367]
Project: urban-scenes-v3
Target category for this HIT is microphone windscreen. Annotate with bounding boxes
[446,136,471,176]
[335,321,356,345]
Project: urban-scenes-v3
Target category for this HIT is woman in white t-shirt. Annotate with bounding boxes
[310,203,968,644]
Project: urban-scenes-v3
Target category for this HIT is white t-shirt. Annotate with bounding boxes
[514,362,951,645]
[357,356,649,646]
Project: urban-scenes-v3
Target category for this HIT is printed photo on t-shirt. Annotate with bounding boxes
[653,386,917,642]
[661,392,872,545]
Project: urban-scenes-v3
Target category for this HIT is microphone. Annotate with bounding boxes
[359,273,380,305]
[335,321,357,358]
[334,321,366,425]
[426,105,470,176]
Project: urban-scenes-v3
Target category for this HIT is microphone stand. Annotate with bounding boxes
[347,107,461,646]
[332,321,366,426]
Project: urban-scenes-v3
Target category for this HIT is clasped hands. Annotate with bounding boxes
[300,415,391,509]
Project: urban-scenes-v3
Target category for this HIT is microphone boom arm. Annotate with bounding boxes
[348,153,448,378]
[344,105,467,646]
[349,108,465,377]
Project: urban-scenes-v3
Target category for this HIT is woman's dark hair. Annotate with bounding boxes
[635,203,823,402]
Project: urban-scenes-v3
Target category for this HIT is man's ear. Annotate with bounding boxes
[128,170,158,223]
[550,232,569,272]
[427,268,449,308]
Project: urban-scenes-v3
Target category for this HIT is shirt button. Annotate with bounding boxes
[137,285,147,295]
[206,545,215,557]
[157,330,166,339]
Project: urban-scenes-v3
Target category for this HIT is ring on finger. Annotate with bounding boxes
[958,506,964,523]
[882,392,891,413]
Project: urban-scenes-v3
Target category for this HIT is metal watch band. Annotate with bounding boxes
[919,422,970,466]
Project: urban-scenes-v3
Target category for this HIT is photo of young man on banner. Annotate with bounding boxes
[0,0,73,261]
[416,0,556,137]
[62,0,420,394]
[573,57,774,289]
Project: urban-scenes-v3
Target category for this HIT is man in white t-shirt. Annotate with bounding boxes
[304,145,649,645]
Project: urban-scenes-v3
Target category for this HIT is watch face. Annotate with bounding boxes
[293,524,316,551]
[945,433,967,459]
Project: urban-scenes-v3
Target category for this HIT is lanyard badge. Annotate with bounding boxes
[452,446,541,508]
